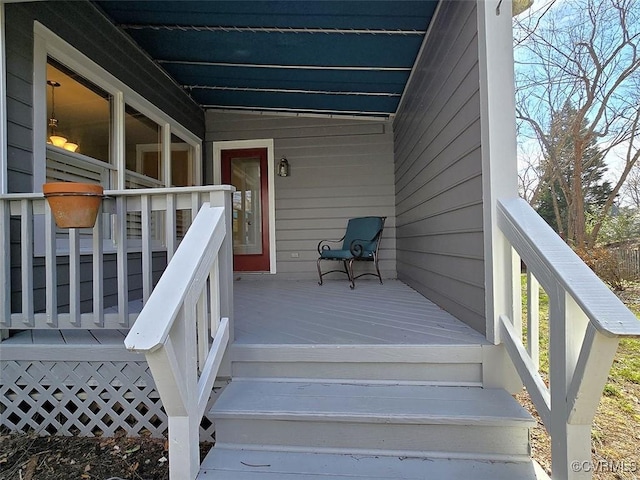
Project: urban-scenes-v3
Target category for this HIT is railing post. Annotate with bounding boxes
[45,201,58,327]
[549,287,592,479]
[0,199,10,329]
[167,415,200,480]
[115,196,129,327]
[93,204,104,327]
[20,199,34,326]
[210,190,234,342]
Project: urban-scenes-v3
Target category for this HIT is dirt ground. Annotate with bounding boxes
[0,432,212,480]
[517,383,640,480]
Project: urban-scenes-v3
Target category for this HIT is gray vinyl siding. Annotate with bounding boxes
[206,112,396,280]
[393,2,485,334]
[4,1,201,314]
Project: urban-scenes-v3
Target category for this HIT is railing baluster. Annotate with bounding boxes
[209,257,220,333]
[116,196,129,326]
[93,204,104,327]
[166,193,177,261]
[526,271,540,369]
[45,201,58,327]
[191,192,200,218]
[0,200,11,328]
[141,194,152,303]
[69,228,81,327]
[197,287,209,373]
[20,200,34,326]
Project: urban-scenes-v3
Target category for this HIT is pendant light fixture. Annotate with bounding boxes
[47,80,79,153]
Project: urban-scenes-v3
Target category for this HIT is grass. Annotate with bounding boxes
[517,275,640,479]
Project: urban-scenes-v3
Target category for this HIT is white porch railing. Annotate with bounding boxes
[0,185,234,330]
[124,203,230,479]
[497,197,640,480]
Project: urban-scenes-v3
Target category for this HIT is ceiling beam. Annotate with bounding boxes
[121,24,426,35]
[186,85,400,97]
[158,60,411,72]
[202,104,392,118]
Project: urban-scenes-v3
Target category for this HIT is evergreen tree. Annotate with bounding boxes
[534,103,612,241]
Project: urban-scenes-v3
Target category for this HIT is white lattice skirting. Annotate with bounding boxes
[0,360,217,441]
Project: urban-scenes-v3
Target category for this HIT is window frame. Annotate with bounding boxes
[33,21,202,192]
[32,22,202,256]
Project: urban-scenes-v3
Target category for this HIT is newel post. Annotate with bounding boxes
[210,189,234,343]
[548,288,619,479]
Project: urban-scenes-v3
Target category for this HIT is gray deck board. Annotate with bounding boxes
[234,279,486,345]
[4,329,129,346]
[2,280,486,355]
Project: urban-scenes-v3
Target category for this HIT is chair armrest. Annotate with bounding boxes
[350,238,374,257]
[349,230,382,257]
[317,237,344,255]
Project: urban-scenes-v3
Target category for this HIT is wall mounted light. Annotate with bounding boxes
[278,157,290,177]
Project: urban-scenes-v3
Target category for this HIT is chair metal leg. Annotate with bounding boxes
[374,254,383,284]
[347,259,355,289]
[317,258,324,286]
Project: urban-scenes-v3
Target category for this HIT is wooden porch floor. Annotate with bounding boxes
[233,279,487,345]
[1,279,487,355]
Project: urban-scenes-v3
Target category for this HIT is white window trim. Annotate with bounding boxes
[213,139,276,274]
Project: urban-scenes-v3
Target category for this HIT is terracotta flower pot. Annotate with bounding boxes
[43,182,104,229]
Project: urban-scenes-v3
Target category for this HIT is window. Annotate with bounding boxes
[46,59,111,163]
[35,22,202,193]
[170,134,196,187]
[33,22,203,254]
[125,106,163,188]
[45,59,114,189]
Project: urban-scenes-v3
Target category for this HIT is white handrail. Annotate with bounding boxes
[125,204,225,351]
[499,198,640,337]
[125,202,230,479]
[497,197,640,480]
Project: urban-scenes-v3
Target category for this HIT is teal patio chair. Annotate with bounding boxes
[317,216,386,289]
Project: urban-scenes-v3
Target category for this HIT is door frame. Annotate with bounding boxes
[213,139,276,274]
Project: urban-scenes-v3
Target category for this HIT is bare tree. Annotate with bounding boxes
[622,164,640,208]
[514,0,640,248]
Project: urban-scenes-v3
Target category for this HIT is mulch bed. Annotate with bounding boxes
[0,432,212,480]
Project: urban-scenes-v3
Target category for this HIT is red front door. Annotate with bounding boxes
[221,148,270,271]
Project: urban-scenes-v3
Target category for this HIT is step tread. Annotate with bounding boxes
[197,447,543,480]
[211,380,534,426]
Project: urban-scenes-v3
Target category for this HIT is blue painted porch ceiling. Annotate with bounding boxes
[96,1,439,117]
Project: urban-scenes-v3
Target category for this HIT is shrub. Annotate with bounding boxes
[574,246,631,291]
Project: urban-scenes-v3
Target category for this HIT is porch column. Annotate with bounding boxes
[477,0,520,345]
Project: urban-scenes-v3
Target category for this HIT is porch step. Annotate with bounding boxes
[210,379,535,460]
[230,344,487,385]
[198,447,547,480]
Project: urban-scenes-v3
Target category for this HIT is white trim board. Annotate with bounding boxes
[477,1,520,344]
[212,139,277,274]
